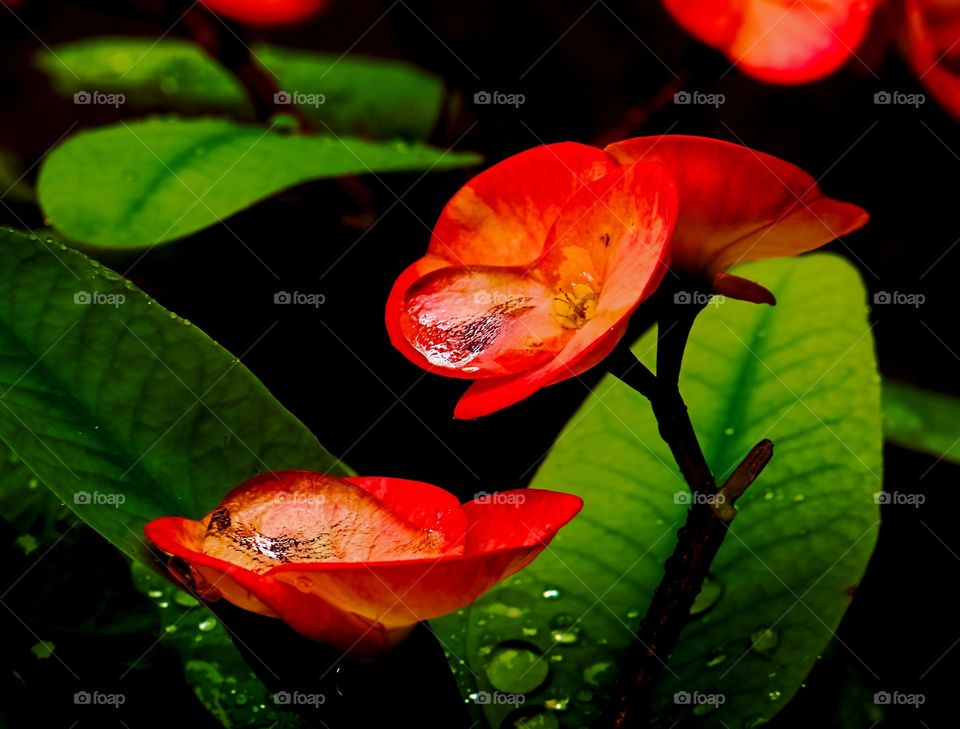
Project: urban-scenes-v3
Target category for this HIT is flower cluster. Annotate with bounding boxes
[386,136,867,418]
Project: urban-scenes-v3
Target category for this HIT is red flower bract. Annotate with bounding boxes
[386,142,679,419]
[906,0,960,119]
[145,471,582,656]
[604,135,869,304]
[661,0,879,84]
[201,0,326,26]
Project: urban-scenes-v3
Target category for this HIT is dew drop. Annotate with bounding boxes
[690,575,723,616]
[549,614,581,645]
[164,624,178,634]
[158,601,170,609]
[174,591,199,608]
[544,694,569,711]
[484,642,549,694]
[750,627,779,658]
[706,652,727,668]
[542,586,561,600]
[198,617,218,632]
[724,427,735,436]
[626,607,641,619]
[583,661,613,686]
[147,589,163,599]
[767,690,782,702]
[234,693,248,706]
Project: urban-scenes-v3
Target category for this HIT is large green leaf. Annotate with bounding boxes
[36,38,447,140]
[0,226,348,563]
[37,117,480,247]
[433,254,882,728]
[883,379,960,464]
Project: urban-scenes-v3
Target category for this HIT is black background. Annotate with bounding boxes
[0,1,956,727]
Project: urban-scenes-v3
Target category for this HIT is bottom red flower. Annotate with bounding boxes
[145,471,582,656]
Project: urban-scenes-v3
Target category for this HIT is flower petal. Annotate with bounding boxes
[906,0,960,120]
[429,143,618,267]
[605,135,868,279]
[269,489,582,626]
[201,0,327,26]
[454,162,678,418]
[663,0,877,84]
[395,266,570,377]
[199,471,460,575]
[344,475,467,551]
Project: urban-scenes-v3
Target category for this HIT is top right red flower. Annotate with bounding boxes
[662,0,960,118]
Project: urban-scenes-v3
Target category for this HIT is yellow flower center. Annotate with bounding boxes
[553,283,598,330]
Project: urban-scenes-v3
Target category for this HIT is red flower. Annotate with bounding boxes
[145,471,581,656]
[661,0,879,84]
[386,142,679,419]
[387,137,865,417]
[906,0,960,118]
[604,135,869,304]
[201,0,326,26]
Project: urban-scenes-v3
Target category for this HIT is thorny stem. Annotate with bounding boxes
[605,285,775,728]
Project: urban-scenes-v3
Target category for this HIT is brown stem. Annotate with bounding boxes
[178,3,317,132]
[606,322,774,727]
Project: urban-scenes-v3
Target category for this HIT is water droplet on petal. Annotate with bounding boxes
[542,586,561,600]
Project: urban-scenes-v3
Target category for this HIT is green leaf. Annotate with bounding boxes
[0,226,348,564]
[433,254,882,728]
[131,563,303,729]
[37,117,480,247]
[883,379,960,463]
[36,37,447,140]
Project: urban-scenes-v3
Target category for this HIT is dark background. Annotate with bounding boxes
[0,1,956,727]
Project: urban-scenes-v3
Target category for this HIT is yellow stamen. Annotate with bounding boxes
[552,283,598,330]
